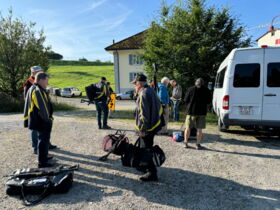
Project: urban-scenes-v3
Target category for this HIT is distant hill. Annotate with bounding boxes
[48,65,114,93]
[49,59,113,66]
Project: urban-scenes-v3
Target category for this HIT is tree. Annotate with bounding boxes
[79,57,88,62]
[47,51,63,60]
[143,0,251,90]
[0,9,50,98]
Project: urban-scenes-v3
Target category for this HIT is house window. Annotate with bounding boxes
[129,54,143,65]
[129,72,144,82]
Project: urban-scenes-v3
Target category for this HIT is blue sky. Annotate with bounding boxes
[0,0,279,61]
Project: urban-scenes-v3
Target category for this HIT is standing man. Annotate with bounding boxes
[95,77,111,129]
[24,72,54,168]
[23,66,56,154]
[133,74,163,182]
[158,77,170,135]
[170,80,182,121]
[184,78,212,150]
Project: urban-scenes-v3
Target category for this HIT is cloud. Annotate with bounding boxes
[90,0,107,10]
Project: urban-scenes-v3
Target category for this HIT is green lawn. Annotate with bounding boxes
[48,65,114,93]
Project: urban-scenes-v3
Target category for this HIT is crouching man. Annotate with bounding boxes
[24,72,54,168]
[132,74,163,181]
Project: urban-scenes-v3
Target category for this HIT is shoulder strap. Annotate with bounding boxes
[21,178,52,206]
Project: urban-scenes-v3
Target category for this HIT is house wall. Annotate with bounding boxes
[258,30,280,47]
[118,49,145,93]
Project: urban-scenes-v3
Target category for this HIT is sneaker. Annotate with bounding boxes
[139,172,158,182]
[49,144,57,150]
[38,163,55,168]
[184,142,190,149]
[196,144,204,150]
[103,125,112,130]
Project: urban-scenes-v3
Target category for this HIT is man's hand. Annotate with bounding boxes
[138,132,146,137]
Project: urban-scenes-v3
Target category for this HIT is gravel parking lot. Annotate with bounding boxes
[0,111,280,210]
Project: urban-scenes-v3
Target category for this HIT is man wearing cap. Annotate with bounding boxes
[132,74,163,181]
[94,77,111,129]
[23,66,57,154]
[184,78,212,150]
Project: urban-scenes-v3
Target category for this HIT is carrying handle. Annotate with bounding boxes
[21,178,51,206]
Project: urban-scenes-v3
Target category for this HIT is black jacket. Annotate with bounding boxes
[23,76,35,99]
[95,81,109,102]
[23,83,53,131]
[184,86,211,116]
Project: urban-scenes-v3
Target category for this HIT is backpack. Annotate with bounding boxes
[85,84,98,101]
[5,165,79,206]
[99,130,129,161]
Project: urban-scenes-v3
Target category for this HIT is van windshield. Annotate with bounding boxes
[233,64,260,88]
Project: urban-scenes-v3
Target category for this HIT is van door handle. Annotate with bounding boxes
[264,93,277,96]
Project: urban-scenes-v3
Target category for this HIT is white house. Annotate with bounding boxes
[257,29,280,47]
[105,31,146,93]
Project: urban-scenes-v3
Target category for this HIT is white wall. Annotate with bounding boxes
[118,49,145,92]
[258,30,280,47]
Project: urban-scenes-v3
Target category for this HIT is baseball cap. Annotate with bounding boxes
[31,66,43,73]
[131,74,147,84]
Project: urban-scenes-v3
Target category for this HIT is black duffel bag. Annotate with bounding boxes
[6,165,78,206]
[121,138,166,168]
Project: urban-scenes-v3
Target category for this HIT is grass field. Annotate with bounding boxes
[48,65,114,93]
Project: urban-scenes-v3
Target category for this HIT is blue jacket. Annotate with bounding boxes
[158,83,169,105]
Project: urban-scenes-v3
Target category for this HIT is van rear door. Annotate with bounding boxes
[262,48,280,124]
[229,49,264,122]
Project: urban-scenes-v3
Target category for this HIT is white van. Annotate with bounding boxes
[213,46,280,132]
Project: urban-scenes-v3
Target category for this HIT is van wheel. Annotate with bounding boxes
[218,119,228,132]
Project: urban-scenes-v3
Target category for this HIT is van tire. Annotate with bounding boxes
[218,118,228,132]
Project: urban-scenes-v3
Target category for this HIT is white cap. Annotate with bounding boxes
[30,66,43,73]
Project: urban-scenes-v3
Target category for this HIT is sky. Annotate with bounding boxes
[0,0,279,61]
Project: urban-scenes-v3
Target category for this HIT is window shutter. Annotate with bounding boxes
[129,55,133,65]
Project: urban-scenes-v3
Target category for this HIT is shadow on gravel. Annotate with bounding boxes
[47,149,280,209]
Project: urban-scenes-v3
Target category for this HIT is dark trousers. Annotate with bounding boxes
[95,101,109,127]
[38,129,51,165]
[139,132,157,174]
[173,100,180,121]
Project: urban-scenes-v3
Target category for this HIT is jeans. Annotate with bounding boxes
[38,129,51,165]
[30,129,38,151]
[173,100,180,121]
[139,133,157,174]
[95,101,109,127]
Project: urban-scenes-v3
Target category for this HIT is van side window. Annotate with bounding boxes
[233,64,260,88]
[267,63,280,87]
[215,67,226,88]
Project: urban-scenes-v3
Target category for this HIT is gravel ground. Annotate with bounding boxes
[0,111,280,210]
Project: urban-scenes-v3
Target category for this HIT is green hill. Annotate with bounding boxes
[48,65,114,93]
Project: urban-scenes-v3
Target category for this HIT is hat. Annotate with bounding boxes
[101,77,107,81]
[31,66,43,73]
[131,74,147,84]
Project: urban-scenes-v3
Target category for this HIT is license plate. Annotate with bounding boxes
[239,106,253,115]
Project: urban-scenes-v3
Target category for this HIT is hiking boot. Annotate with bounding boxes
[139,172,158,182]
[98,125,102,129]
[49,144,57,150]
[196,144,204,150]
[38,163,55,168]
[103,125,112,130]
[47,156,54,160]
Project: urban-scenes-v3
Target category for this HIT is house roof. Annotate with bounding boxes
[256,29,280,41]
[105,30,147,51]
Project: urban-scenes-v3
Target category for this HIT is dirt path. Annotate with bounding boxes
[0,112,280,210]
